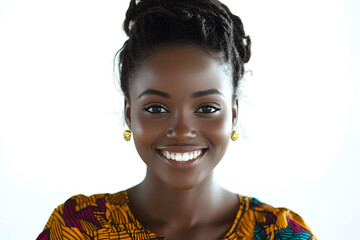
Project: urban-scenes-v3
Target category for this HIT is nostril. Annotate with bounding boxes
[166,128,197,140]
[166,129,175,137]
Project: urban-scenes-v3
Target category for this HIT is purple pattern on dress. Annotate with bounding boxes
[36,231,49,240]
[266,212,277,224]
[288,217,307,234]
[63,197,106,232]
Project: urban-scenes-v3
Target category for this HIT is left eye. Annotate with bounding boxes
[196,105,220,113]
[145,105,168,114]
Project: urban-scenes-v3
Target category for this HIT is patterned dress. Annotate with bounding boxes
[36,190,316,240]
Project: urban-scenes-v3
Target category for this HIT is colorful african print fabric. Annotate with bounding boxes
[36,190,316,240]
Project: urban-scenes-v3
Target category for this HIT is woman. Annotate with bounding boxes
[37,0,316,239]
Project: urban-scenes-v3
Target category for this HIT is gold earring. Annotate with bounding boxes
[123,130,131,141]
[231,130,239,141]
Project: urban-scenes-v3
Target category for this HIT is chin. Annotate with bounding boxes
[159,169,213,191]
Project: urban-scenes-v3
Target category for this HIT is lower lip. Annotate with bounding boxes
[157,150,207,170]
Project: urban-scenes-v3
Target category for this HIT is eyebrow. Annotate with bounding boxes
[191,89,224,98]
[137,88,224,99]
[137,89,170,99]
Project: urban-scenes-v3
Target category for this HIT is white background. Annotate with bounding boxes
[0,0,359,239]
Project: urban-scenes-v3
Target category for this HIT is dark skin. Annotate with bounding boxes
[125,44,240,240]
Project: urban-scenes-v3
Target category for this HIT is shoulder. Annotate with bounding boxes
[36,191,128,240]
[234,195,317,240]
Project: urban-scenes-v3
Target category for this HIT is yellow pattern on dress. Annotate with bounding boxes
[37,191,316,240]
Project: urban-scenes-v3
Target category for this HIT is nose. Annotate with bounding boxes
[166,112,197,142]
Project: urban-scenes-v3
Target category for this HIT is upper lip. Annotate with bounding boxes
[156,145,208,153]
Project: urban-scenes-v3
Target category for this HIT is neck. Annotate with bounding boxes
[127,168,229,227]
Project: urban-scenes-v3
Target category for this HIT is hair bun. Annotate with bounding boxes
[117,0,252,100]
[123,0,138,36]
[124,0,168,36]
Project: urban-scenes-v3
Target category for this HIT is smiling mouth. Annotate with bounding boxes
[160,150,203,162]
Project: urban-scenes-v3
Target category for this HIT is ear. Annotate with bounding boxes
[232,98,239,127]
[124,98,131,129]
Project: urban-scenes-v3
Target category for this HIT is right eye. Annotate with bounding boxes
[144,105,168,114]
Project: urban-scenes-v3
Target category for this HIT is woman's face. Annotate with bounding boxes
[126,45,237,190]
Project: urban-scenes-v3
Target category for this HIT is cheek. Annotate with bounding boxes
[199,107,233,154]
[203,104,233,134]
[131,108,164,158]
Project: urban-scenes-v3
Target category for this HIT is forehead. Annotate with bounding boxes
[130,45,233,100]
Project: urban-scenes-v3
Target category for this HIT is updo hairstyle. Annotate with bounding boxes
[115,0,251,101]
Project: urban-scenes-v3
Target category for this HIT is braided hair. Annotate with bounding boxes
[116,0,251,101]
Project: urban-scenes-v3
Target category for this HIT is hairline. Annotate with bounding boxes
[126,42,234,102]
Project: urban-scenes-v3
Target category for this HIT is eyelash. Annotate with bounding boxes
[144,104,221,114]
[196,105,221,114]
[144,105,168,114]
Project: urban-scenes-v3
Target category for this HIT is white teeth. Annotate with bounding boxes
[161,150,203,162]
